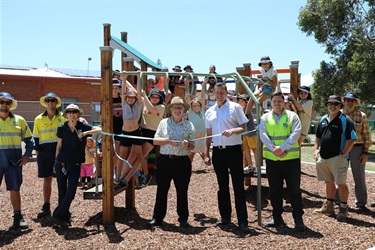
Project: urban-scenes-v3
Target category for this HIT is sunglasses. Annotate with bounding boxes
[66,110,79,114]
[45,98,57,103]
[0,100,12,105]
[326,102,341,107]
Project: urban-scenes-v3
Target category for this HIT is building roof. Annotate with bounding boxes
[0,64,101,78]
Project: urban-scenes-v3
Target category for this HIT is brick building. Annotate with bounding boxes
[0,65,102,127]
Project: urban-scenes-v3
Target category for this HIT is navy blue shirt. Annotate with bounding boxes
[316,112,357,159]
[56,121,93,164]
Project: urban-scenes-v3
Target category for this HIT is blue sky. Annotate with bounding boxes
[1,0,331,85]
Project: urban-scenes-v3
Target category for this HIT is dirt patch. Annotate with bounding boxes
[0,160,374,249]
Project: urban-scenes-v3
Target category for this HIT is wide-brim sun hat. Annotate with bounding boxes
[172,65,182,71]
[297,86,310,94]
[126,89,137,97]
[165,96,190,115]
[112,78,121,87]
[40,92,62,108]
[342,92,361,105]
[258,56,272,67]
[183,65,193,71]
[324,95,343,106]
[63,103,82,117]
[0,92,17,110]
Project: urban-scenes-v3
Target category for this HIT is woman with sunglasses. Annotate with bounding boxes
[52,104,101,227]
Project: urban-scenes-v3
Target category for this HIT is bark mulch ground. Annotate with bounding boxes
[0,159,374,249]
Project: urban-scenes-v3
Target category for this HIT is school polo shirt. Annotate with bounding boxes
[205,99,248,147]
[56,121,93,164]
[33,110,66,151]
[316,112,357,159]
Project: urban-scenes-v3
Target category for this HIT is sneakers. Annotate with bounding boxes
[264,217,286,228]
[243,165,255,174]
[37,203,51,219]
[114,175,120,185]
[313,200,335,216]
[336,206,348,221]
[13,212,29,229]
[119,179,129,188]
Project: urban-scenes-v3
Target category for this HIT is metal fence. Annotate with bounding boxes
[16,101,101,130]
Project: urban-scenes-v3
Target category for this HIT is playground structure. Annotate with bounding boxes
[95,23,301,225]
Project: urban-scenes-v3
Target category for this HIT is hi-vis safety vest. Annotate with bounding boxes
[263,110,300,161]
[0,113,32,150]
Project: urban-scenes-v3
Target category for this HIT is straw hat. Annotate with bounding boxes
[165,96,190,114]
[40,92,62,108]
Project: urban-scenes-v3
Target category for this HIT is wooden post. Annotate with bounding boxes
[100,46,114,224]
[123,57,135,85]
[121,32,128,72]
[243,63,252,186]
[103,23,111,47]
[236,67,245,94]
[290,61,299,97]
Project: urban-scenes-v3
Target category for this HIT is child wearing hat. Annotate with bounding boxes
[288,86,313,145]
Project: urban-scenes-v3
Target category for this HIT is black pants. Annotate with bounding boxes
[212,145,248,224]
[266,158,304,220]
[153,155,192,223]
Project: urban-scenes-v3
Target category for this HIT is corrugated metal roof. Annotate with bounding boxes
[0,65,101,78]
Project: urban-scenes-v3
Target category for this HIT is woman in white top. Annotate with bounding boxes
[288,86,313,145]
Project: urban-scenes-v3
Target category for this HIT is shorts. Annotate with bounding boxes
[259,84,274,96]
[191,132,206,154]
[316,154,349,184]
[120,128,144,147]
[37,150,56,178]
[80,163,94,178]
[141,127,156,146]
[243,135,257,150]
[0,154,23,191]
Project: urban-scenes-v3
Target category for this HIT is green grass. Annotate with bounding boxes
[301,145,375,172]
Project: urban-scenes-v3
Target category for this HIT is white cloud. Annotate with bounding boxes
[301,72,314,86]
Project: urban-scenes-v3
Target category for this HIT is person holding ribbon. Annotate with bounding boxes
[149,96,195,228]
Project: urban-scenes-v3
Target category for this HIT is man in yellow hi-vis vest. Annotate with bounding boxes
[33,92,66,219]
[259,92,305,232]
[0,92,34,229]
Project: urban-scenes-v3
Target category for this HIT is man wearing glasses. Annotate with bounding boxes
[33,92,66,219]
[0,92,34,229]
[313,95,357,221]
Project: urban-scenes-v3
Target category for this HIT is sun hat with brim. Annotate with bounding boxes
[40,92,62,108]
[63,103,82,117]
[112,78,121,87]
[126,89,137,97]
[342,92,361,105]
[324,95,343,106]
[183,65,193,71]
[172,65,182,71]
[0,92,17,110]
[297,86,310,94]
[258,56,272,67]
[165,96,190,115]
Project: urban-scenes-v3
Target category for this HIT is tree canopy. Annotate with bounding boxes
[298,0,375,115]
